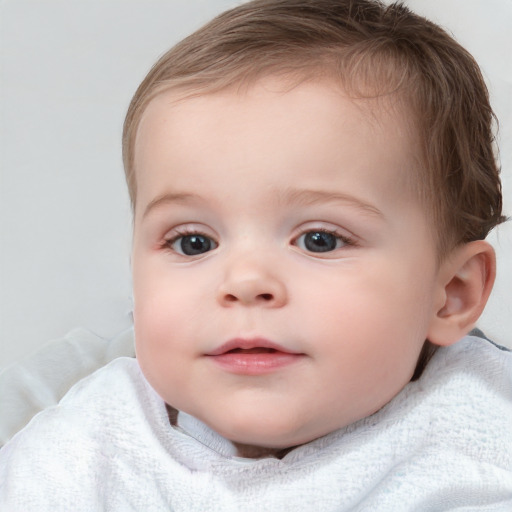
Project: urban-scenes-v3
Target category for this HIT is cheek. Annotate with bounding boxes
[298,261,435,365]
[132,262,189,381]
[131,255,221,391]
[133,256,197,330]
[133,294,196,409]
[134,289,198,365]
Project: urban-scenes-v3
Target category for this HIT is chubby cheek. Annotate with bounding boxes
[133,255,200,342]
[134,309,200,411]
[354,285,434,388]
[132,263,200,403]
[305,267,433,396]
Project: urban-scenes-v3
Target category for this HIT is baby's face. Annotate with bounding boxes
[131,79,445,451]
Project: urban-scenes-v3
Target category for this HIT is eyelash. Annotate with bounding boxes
[292,228,356,252]
[161,226,356,257]
[161,227,217,252]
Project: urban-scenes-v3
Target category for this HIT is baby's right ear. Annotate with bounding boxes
[427,240,496,347]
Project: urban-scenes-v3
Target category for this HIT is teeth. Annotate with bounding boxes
[229,348,276,354]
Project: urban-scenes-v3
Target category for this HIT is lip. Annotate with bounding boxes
[207,338,299,356]
[206,338,305,375]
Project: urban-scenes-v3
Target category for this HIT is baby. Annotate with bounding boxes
[1,0,511,510]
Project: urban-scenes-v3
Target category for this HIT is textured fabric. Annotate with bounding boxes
[0,335,511,511]
[0,328,135,447]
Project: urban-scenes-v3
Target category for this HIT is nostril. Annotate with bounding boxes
[222,292,275,304]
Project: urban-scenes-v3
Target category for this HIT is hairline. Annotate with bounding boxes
[127,70,449,259]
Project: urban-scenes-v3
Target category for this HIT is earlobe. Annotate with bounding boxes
[427,241,496,347]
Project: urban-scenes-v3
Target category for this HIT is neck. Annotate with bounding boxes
[232,441,298,459]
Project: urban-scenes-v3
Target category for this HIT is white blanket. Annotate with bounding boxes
[0,327,135,446]
[0,335,511,511]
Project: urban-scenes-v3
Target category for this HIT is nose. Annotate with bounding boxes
[217,263,288,308]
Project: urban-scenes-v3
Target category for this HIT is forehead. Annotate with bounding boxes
[137,76,412,137]
[133,78,420,214]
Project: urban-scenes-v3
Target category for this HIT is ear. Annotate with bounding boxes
[427,240,496,347]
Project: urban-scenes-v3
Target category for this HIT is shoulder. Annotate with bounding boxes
[0,357,137,448]
[0,327,136,447]
[1,357,156,451]
[58,356,147,406]
[0,358,169,508]
[303,335,512,508]
[407,335,512,464]
[426,334,512,395]
[420,334,512,416]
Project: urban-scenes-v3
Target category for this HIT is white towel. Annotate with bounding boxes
[0,327,135,446]
[0,335,511,511]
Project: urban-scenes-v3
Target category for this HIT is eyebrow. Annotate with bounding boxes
[279,188,384,218]
[142,192,201,219]
[141,188,384,219]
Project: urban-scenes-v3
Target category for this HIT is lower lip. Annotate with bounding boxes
[207,352,304,375]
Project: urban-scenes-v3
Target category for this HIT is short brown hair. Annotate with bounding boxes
[122,0,505,377]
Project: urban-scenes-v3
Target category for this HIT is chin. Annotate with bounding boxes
[208,413,323,451]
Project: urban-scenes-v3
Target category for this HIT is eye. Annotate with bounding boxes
[294,230,349,253]
[169,233,218,256]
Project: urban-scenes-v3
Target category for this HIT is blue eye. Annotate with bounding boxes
[171,234,217,256]
[296,230,345,253]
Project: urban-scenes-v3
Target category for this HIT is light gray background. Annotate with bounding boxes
[1,0,511,369]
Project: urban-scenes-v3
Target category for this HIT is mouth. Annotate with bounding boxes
[206,338,300,356]
[225,347,279,354]
[206,338,304,375]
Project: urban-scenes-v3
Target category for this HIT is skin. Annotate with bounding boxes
[130,79,488,457]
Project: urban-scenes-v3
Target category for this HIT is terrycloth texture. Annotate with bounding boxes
[0,328,135,447]
[0,336,511,511]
